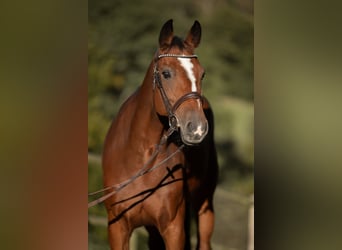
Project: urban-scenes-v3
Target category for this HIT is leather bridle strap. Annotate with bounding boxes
[171,91,202,113]
[158,53,198,59]
[153,65,174,118]
[153,53,202,131]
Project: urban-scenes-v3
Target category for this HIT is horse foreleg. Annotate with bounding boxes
[108,220,131,250]
[196,198,215,250]
[160,201,186,250]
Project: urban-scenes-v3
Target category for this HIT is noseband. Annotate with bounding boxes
[153,53,203,132]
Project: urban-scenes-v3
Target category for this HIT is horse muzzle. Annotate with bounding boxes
[179,118,208,146]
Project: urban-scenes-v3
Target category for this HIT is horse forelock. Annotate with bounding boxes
[170,36,185,50]
[158,35,196,56]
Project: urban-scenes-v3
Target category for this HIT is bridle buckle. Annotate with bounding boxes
[168,114,179,131]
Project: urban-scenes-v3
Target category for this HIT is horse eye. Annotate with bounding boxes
[162,70,171,79]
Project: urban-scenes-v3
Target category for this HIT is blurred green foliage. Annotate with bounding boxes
[88,0,253,152]
[89,0,253,249]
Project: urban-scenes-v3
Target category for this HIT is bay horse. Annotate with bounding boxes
[102,19,218,250]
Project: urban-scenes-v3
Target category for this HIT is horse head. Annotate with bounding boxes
[153,19,208,145]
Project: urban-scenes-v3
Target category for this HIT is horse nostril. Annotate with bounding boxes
[186,122,195,132]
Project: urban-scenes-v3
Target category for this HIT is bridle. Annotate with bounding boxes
[153,53,203,133]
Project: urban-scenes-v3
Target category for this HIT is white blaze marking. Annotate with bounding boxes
[193,125,204,136]
[177,58,197,92]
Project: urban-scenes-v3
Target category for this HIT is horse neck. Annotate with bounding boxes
[131,61,165,145]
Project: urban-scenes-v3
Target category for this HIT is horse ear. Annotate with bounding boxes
[184,20,201,48]
[159,19,174,49]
